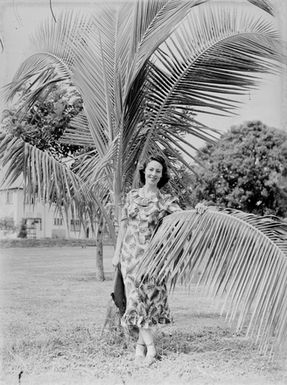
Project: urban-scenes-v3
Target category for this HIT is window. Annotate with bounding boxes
[54,218,63,226]
[6,190,13,204]
[70,219,80,232]
[33,218,42,231]
[26,218,42,237]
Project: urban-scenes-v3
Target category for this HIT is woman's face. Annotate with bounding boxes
[144,160,163,187]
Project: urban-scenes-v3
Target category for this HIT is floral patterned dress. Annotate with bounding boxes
[119,188,182,331]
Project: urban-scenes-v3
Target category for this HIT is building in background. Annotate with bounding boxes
[0,177,93,239]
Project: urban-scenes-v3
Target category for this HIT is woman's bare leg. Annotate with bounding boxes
[135,329,146,362]
[140,328,156,364]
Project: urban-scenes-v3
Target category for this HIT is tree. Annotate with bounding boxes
[1,81,109,278]
[188,121,287,217]
[1,81,83,160]
[0,0,286,351]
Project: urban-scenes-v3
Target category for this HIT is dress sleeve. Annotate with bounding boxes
[164,194,183,214]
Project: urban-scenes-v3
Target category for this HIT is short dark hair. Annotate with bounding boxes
[139,155,170,189]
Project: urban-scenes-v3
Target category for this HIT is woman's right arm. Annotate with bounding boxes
[112,191,130,267]
[112,219,128,267]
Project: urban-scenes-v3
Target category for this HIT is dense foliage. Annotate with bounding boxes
[1,82,83,160]
[189,121,287,216]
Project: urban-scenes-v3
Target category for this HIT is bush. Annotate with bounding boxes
[0,217,16,231]
[18,220,27,238]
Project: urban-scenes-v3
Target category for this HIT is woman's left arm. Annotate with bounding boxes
[166,195,209,215]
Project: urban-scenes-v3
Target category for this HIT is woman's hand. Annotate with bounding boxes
[112,218,127,268]
[112,252,120,268]
[195,202,208,215]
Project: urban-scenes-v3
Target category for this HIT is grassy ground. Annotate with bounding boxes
[0,246,286,385]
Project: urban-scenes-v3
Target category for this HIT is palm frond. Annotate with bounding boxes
[3,11,92,112]
[127,0,208,90]
[4,59,69,104]
[73,141,116,192]
[81,4,136,191]
[30,10,93,67]
[145,3,281,129]
[246,0,274,15]
[137,209,287,352]
[71,12,119,157]
[60,112,94,147]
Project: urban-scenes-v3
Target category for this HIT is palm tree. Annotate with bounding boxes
[0,0,286,350]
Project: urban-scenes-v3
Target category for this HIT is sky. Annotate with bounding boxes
[0,0,285,147]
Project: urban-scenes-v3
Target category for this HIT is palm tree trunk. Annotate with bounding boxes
[95,215,105,281]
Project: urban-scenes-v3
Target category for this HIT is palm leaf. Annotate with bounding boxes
[246,0,274,15]
[124,0,208,92]
[3,11,92,112]
[137,209,287,352]
[60,112,94,147]
[73,142,116,193]
[147,4,281,123]
[30,10,93,67]
[71,11,119,158]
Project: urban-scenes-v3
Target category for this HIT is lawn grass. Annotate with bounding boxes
[1,246,286,385]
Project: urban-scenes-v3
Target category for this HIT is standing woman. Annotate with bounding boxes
[112,155,182,366]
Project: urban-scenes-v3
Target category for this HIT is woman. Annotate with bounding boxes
[112,155,201,366]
